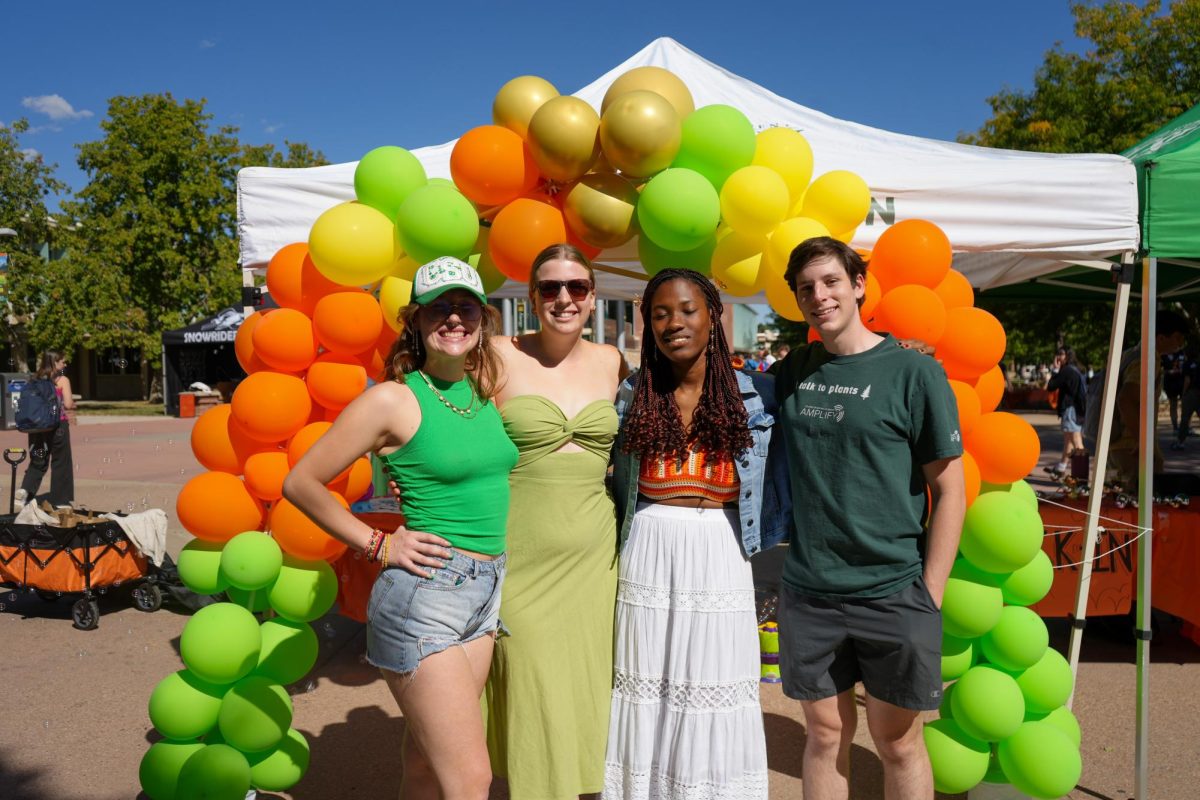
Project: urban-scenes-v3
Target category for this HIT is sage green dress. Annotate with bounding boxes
[486,395,619,800]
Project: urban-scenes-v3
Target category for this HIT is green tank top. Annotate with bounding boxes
[378,373,518,555]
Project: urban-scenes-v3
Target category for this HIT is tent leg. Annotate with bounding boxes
[1135,257,1156,800]
[501,299,515,337]
[595,299,607,344]
[1065,259,1134,706]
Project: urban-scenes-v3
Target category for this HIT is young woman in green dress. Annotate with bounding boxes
[486,243,628,799]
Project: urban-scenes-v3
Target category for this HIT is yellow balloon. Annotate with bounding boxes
[833,226,857,244]
[711,231,768,296]
[599,90,681,178]
[390,256,419,281]
[764,217,831,278]
[801,170,871,234]
[562,172,639,248]
[467,227,509,294]
[308,201,404,286]
[527,96,600,182]
[492,75,560,141]
[763,273,805,322]
[752,127,814,206]
[601,67,694,121]
[720,166,790,237]
[379,275,413,333]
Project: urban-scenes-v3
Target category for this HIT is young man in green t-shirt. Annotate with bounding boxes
[772,237,966,800]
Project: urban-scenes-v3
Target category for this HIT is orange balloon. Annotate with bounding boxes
[962,450,982,507]
[243,450,290,502]
[266,243,342,315]
[190,405,274,473]
[307,352,368,411]
[973,365,1006,412]
[328,456,373,501]
[869,219,952,291]
[288,421,333,466]
[232,372,312,443]
[807,326,821,343]
[567,227,603,260]
[375,324,398,359]
[360,347,387,382]
[860,272,882,323]
[874,285,947,345]
[235,310,272,374]
[450,125,540,207]
[252,308,319,372]
[936,307,1007,381]
[947,379,982,436]
[313,290,384,355]
[270,494,349,561]
[933,269,974,310]
[965,411,1041,484]
[488,197,567,281]
[177,471,265,542]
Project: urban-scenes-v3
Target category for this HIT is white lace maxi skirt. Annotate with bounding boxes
[603,502,768,800]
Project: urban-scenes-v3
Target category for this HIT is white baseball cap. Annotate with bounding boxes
[412,256,487,305]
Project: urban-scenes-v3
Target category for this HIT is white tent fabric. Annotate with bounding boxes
[236,37,1139,298]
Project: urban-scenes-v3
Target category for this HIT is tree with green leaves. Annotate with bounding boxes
[963,0,1200,154]
[32,94,325,397]
[0,119,66,370]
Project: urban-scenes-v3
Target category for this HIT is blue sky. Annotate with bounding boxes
[7,1,1084,207]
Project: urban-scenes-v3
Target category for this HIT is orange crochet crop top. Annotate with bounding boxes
[638,448,741,504]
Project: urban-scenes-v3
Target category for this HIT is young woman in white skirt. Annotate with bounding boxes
[606,269,793,799]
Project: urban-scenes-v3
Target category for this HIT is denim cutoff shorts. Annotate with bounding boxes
[365,550,506,675]
[1061,405,1083,434]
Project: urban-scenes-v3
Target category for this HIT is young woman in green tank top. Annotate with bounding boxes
[284,257,518,800]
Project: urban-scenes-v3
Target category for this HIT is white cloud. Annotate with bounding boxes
[21,94,93,122]
[199,39,216,49]
[20,148,41,161]
[263,122,283,134]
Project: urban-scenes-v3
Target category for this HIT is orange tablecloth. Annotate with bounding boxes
[1031,498,1199,627]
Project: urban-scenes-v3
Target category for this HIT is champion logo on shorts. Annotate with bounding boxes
[931,689,942,698]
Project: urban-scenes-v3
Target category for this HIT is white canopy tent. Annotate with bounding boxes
[237,36,1139,300]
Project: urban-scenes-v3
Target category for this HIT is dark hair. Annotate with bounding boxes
[34,350,65,381]
[528,243,596,297]
[621,269,751,461]
[1157,310,1190,339]
[784,236,868,307]
[384,301,504,400]
[1056,346,1084,372]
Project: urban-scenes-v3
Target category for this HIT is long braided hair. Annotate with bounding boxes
[622,269,751,461]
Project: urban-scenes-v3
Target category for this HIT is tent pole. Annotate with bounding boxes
[1134,256,1156,800]
[1065,256,1134,706]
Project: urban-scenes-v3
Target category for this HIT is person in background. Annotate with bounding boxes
[1163,350,1186,433]
[284,257,518,799]
[1045,346,1088,474]
[1171,348,1199,451]
[775,343,791,363]
[758,346,775,371]
[17,350,75,508]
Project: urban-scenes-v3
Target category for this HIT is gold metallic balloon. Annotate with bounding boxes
[493,75,560,140]
[599,90,681,178]
[562,172,640,249]
[527,96,601,183]
[601,66,695,121]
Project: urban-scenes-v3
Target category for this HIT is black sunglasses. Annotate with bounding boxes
[425,300,483,322]
[537,279,593,302]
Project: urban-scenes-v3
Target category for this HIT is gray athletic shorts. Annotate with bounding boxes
[778,576,943,711]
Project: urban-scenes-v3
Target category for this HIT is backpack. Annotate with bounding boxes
[15,378,61,433]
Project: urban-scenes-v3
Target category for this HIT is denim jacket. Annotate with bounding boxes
[610,369,794,557]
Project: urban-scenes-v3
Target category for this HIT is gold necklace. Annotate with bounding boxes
[417,370,481,419]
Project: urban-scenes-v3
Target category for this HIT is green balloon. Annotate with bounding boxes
[997,721,1082,799]
[1014,647,1073,714]
[980,479,1039,512]
[255,618,319,685]
[961,491,1043,574]
[942,633,978,681]
[140,740,206,800]
[923,718,990,794]
[178,539,228,596]
[981,606,1049,671]
[1027,704,1082,748]
[268,555,338,623]
[176,744,252,800]
[225,585,272,612]
[981,748,1009,784]
[950,665,1025,742]
[938,680,956,720]
[248,728,311,791]
[148,669,228,741]
[671,104,757,191]
[637,168,721,252]
[941,558,1003,639]
[396,183,479,264]
[426,177,456,189]
[219,531,282,591]
[1000,549,1054,607]
[180,602,262,685]
[638,231,716,277]
[218,675,293,754]
[354,146,427,220]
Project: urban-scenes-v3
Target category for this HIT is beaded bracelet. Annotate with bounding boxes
[364,529,385,563]
[380,533,391,566]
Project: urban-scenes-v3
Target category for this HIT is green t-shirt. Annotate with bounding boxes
[774,335,963,598]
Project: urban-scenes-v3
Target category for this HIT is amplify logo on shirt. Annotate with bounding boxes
[799,403,845,422]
